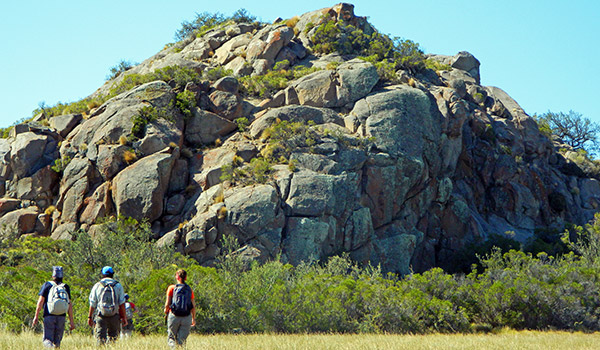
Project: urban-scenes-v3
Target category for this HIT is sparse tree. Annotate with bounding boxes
[539,110,600,153]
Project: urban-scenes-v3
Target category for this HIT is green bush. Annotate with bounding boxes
[110,66,203,97]
[107,60,137,81]
[260,119,320,161]
[50,155,72,173]
[203,67,233,82]
[173,90,197,120]
[131,106,161,138]
[239,66,319,98]
[175,12,228,41]
[175,9,257,41]
[28,65,202,121]
[4,215,600,334]
[220,157,273,186]
[234,117,249,132]
[312,19,427,75]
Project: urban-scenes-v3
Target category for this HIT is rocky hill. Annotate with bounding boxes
[1,3,598,274]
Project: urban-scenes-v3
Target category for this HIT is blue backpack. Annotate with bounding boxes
[170,284,192,316]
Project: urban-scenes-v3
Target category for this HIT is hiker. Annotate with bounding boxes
[87,266,128,345]
[164,269,196,348]
[120,293,136,338]
[32,266,75,348]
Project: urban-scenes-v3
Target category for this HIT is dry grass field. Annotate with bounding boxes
[1,330,599,350]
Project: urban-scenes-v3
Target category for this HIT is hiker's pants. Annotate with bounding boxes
[167,313,192,347]
[43,315,65,347]
[94,314,121,345]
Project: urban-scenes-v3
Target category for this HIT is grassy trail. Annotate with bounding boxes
[1,330,599,349]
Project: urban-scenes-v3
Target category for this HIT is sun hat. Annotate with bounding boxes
[52,266,63,278]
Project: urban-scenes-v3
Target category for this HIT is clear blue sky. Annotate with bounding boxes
[1,0,598,128]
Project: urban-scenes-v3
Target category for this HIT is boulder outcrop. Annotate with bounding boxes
[1,3,599,276]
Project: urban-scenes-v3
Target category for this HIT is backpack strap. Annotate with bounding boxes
[100,279,117,288]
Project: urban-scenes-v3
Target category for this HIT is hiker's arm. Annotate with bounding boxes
[68,302,75,330]
[191,298,196,327]
[164,290,172,315]
[87,306,95,327]
[32,296,45,326]
[119,303,128,326]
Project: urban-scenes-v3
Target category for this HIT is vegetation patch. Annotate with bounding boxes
[173,90,197,120]
[3,215,600,334]
[50,155,72,173]
[311,19,428,75]
[175,9,258,41]
[239,63,320,98]
[106,60,137,81]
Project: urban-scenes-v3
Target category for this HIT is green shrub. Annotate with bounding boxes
[260,120,319,161]
[449,233,521,274]
[239,65,319,98]
[110,66,203,97]
[4,214,600,334]
[175,12,228,41]
[131,106,161,138]
[312,19,426,74]
[173,90,197,120]
[424,58,452,72]
[203,67,233,82]
[175,9,257,41]
[220,157,273,186]
[50,155,72,173]
[107,60,137,81]
[234,117,249,132]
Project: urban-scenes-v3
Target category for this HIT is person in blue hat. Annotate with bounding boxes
[87,266,127,345]
[32,266,75,348]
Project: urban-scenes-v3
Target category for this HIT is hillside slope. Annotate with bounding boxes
[0,3,597,274]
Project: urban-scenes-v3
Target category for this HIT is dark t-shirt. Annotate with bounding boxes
[39,281,72,317]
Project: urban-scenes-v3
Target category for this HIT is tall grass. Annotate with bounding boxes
[2,330,599,350]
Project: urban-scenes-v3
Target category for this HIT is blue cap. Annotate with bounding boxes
[101,266,114,275]
[52,266,63,278]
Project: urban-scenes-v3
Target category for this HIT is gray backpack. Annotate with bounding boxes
[98,280,118,316]
[47,281,69,315]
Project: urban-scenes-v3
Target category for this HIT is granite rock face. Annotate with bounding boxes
[1,3,598,275]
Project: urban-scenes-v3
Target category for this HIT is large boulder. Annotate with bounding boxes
[80,182,113,225]
[57,157,93,223]
[291,59,378,108]
[10,132,58,178]
[208,91,243,120]
[0,207,38,236]
[0,199,20,216]
[344,207,375,251]
[372,227,423,276]
[185,108,237,146]
[70,81,179,161]
[7,166,58,205]
[213,33,252,65]
[96,145,129,180]
[112,148,177,222]
[190,147,236,190]
[285,170,359,218]
[450,51,480,84]
[222,184,284,243]
[283,216,336,265]
[49,113,83,138]
[351,87,440,159]
[249,105,344,139]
